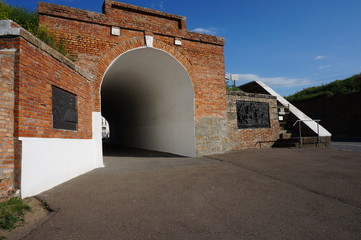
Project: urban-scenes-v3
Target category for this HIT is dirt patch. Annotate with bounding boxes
[0,197,50,240]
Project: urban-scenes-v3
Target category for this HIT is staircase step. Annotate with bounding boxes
[279,132,292,139]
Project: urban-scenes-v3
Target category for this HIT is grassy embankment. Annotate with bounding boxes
[0,0,67,56]
[285,74,361,103]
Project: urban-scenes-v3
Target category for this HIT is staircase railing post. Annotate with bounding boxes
[293,119,321,148]
[317,121,320,147]
[298,121,302,147]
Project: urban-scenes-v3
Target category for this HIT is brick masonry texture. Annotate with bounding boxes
[16,36,93,139]
[227,92,280,150]
[0,1,283,196]
[0,21,94,196]
[38,0,228,155]
[0,47,16,197]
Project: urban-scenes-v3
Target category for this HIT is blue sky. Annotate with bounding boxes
[5,0,361,96]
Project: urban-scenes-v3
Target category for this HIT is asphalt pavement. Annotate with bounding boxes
[331,141,361,152]
[18,147,361,240]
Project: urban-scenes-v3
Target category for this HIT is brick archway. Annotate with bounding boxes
[94,37,193,111]
[96,37,196,156]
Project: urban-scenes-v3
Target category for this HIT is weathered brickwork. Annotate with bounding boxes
[16,37,93,139]
[0,45,16,197]
[227,92,280,150]
[0,0,284,197]
[38,0,228,155]
[0,21,94,197]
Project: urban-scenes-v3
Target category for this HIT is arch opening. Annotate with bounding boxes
[101,47,196,157]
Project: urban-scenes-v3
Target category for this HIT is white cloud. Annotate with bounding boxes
[192,27,218,35]
[227,73,311,88]
[319,65,331,69]
[151,1,163,10]
[314,55,326,60]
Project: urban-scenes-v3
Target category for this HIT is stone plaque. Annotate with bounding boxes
[52,86,78,130]
[236,101,270,129]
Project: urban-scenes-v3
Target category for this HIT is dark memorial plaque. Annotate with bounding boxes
[236,100,270,129]
[52,86,78,130]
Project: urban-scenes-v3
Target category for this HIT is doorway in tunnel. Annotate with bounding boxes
[100,47,196,157]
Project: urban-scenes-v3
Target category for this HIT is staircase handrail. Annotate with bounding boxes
[293,119,321,147]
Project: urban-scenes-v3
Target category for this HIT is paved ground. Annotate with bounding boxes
[20,147,361,240]
[331,141,361,152]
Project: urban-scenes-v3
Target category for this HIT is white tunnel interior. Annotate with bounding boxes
[101,47,196,157]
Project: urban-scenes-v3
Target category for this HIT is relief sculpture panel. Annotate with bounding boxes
[52,86,78,130]
[236,100,270,129]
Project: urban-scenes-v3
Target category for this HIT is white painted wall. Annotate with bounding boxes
[120,123,196,157]
[101,47,197,157]
[20,112,104,198]
[92,112,104,168]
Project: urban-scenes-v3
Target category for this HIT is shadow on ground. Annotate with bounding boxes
[102,142,186,158]
[96,142,218,175]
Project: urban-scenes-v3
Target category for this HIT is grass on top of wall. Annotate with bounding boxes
[0,0,68,56]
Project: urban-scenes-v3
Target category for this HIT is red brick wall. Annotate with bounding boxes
[0,41,17,197]
[102,0,187,33]
[39,1,228,154]
[227,92,280,150]
[16,37,93,139]
[184,41,226,121]
[0,22,95,196]
[0,1,284,198]
[37,13,126,74]
[38,2,226,114]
